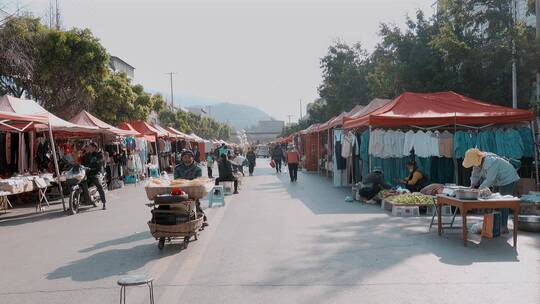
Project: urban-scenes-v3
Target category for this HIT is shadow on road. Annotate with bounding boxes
[47,243,180,282]
[79,231,152,253]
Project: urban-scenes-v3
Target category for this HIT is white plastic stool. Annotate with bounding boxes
[222,181,234,195]
[209,185,225,207]
[117,274,154,304]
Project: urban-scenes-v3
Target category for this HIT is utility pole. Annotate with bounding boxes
[299,99,303,120]
[55,0,60,29]
[287,115,293,125]
[165,72,176,110]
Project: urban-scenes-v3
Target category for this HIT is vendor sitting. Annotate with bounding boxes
[174,150,202,180]
[463,148,519,233]
[173,150,207,226]
[358,167,391,201]
[399,161,427,192]
[215,154,239,194]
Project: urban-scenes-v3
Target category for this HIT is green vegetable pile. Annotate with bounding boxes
[387,193,433,205]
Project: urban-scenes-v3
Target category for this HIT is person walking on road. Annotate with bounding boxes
[286,146,300,182]
[206,152,215,178]
[246,147,256,176]
[272,145,283,173]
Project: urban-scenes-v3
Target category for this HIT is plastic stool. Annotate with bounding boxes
[222,181,234,195]
[209,186,225,207]
[117,274,154,304]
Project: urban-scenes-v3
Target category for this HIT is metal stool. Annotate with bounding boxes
[209,185,225,207]
[117,274,154,304]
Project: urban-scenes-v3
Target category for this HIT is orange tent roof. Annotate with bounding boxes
[118,122,156,142]
[344,92,533,128]
[163,126,191,140]
[70,110,140,136]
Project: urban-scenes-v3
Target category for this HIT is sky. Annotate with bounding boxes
[12,0,436,122]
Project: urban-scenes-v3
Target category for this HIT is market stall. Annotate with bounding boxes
[119,121,166,176]
[0,110,65,212]
[342,92,536,187]
[70,110,142,188]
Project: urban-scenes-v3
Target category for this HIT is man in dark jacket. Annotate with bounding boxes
[174,150,202,179]
[215,154,239,194]
[174,150,207,225]
[81,142,107,210]
[246,148,257,176]
[271,145,283,173]
[358,167,391,201]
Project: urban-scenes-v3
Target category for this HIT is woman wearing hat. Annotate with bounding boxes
[462,148,520,233]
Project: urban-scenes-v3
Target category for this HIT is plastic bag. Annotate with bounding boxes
[270,159,276,168]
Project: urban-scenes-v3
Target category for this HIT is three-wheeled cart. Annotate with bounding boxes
[147,197,204,250]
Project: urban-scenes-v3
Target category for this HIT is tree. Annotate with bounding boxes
[31,27,109,118]
[318,42,371,120]
[0,16,44,97]
[93,72,142,125]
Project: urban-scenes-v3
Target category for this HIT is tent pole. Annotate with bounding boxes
[48,123,65,211]
[531,121,539,186]
[368,126,372,173]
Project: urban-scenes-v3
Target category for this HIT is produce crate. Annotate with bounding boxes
[381,199,393,211]
[392,205,420,217]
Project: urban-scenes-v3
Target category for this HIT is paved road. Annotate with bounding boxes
[1,160,539,304]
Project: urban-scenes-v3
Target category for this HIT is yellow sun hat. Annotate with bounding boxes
[462,148,485,168]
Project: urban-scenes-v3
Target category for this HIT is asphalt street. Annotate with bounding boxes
[1,159,539,304]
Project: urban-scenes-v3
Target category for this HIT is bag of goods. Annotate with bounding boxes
[387,193,433,206]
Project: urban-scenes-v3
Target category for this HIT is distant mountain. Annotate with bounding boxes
[187,102,273,130]
[144,88,272,129]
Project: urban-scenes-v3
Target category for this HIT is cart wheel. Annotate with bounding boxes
[158,238,165,250]
[183,236,190,249]
[194,233,199,241]
[167,237,172,242]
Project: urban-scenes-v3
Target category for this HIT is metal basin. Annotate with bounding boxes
[518,215,540,232]
[455,189,479,200]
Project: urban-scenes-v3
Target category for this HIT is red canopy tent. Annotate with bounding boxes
[344,92,533,129]
[163,126,191,141]
[118,121,159,142]
[69,110,140,137]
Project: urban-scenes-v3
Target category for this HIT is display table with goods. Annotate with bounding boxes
[145,178,211,250]
[0,173,54,213]
[436,195,520,247]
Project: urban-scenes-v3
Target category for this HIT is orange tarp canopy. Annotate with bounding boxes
[70,110,140,136]
[344,92,533,128]
[118,122,156,142]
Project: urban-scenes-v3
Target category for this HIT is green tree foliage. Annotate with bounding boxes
[309,1,540,129]
[33,27,109,118]
[0,16,44,97]
[318,42,371,120]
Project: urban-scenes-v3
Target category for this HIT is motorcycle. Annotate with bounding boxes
[61,165,106,215]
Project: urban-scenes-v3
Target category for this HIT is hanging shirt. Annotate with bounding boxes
[438,131,454,158]
[341,133,352,158]
[403,130,415,156]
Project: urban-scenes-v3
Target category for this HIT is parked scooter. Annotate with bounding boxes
[62,165,106,215]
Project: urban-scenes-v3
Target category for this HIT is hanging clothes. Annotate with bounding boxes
[360,130,370,178]
[368,129,385,157]
[403,130,415,156]
[454,131,477,159]
[476,131,497,154]
[517,127,534,158]
[438,130,454,158]
[341,133,352,159]
[334,140,347,170]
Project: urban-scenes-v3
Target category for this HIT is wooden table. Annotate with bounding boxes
[436,195,520,247]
